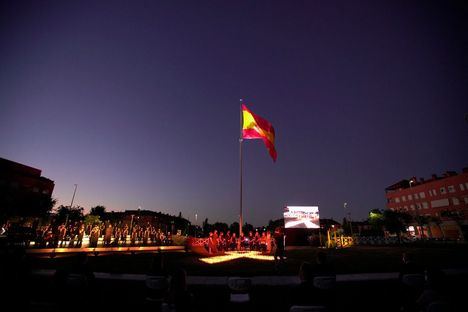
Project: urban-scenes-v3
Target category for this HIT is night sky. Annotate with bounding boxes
[1,1,467,226]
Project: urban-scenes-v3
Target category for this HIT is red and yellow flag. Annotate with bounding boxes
[242,104,277,162]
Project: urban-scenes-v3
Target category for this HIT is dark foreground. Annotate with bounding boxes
[2,245,468,311]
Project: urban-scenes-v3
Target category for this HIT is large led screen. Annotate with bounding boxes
[284,206,320,229]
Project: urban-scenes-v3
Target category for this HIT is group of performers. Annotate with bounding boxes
[3,221,173,248]
[205,230,274,254]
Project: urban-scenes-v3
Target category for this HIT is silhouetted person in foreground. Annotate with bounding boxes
[54,253,96,308]
[291,261,315,305]
[148,250,168,277]
[1,247,32,310]
[417,266,449,311]
[311,251,334,277]
[273,227,285,270]
[398,252,424,280]
[398,252,425,312]
[291,252,335,307]
[169,268,193,312]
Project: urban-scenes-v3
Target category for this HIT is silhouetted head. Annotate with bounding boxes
[316,251,327,265]
[402,252,414,264]
[171,267,187,292]
[425,266,445,287]
[274,227,283,235]
[299,261,313,282]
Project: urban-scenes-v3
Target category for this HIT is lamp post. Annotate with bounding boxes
[344,202,353,236]
[65,184,78,226]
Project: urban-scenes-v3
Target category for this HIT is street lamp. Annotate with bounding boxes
[344,202,353,236]
[65,184,78,226]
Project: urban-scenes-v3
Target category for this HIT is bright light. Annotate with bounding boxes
[199,251,275,264]
[284,206,320,229]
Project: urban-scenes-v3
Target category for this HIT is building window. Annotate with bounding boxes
[410,204,415,210]
[432,189,437,196]
[408,195,412,200]
[416,203,421,210]
[422,202,429,209]
[452,198,460,205]
[414,193,419,199]
[419,192,426,199]
[431,198,450,208]
[439,187,446,194]
[460,184,465,191]
[464,197,468,204]
[448,185,455,193]
[465,183,468,190]
[395,197,400,203]
[404,205,408,210]
[402,196,406,202]
[42,190,49,195]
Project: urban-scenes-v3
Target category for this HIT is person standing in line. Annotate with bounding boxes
[58,223,67,247]
[76,224,85,248]
[273,226,285,268]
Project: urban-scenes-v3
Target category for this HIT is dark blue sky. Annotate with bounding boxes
[1,1,467,226]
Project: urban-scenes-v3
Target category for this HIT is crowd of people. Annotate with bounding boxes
[204,230,273,253]
[202,226,285,257]
[1,221,174,248]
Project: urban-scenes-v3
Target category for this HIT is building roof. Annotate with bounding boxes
[0,157,42,177]
[385,168,468,192]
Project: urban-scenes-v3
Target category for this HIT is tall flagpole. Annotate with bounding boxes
[239,99,244,238]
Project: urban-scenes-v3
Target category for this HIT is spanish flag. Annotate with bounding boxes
[242,104,277,162]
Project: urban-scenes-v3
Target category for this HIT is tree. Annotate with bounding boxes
[266,219,284,232]
[55,205,84,224]
[383,210,412,241]
[202,218,213,236]
[42,196,57,216]
[243,223,254,234]
[213,222,229,233]
[84,214,101,227]
[229,222,239,235]
[90,205,106,218]
[342,217,353,235]
[368,209,384,235]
